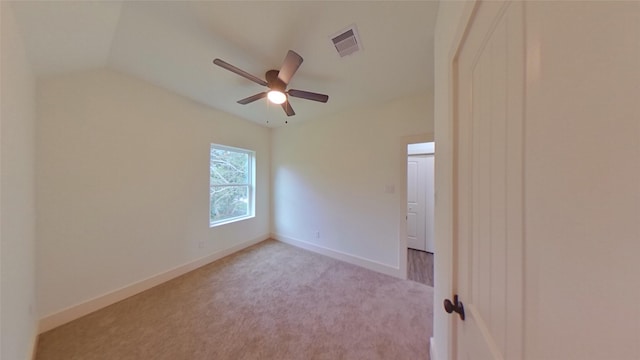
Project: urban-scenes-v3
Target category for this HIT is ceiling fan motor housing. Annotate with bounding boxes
[265,70,286,92]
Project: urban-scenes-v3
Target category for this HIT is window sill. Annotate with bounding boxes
[209,215,254,228]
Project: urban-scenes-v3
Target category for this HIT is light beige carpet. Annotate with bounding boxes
[36,239,434,359]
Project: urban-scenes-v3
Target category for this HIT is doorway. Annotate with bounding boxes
[407,142,435,286]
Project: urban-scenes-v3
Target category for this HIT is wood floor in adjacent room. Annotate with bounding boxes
[407,249,434,287]
[36,240,434,360]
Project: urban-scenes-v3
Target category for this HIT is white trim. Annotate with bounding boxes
[209,214,255,228]
[38,234,269,333]
[30,330,39,360]
[430,337,439,360]
[444,2,484,359]
[271,233,402,279]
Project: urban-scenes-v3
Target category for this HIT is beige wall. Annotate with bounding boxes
[271,92,432,275]
[524,2,640,359]
[36,69,271,318]
[1,3,39,359]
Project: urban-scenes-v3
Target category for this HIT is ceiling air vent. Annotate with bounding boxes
[330,25,362,57]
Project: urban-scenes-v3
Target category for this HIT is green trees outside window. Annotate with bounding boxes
[210,145,254,225]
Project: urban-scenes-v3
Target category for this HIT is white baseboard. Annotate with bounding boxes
[430,337,438,360]
[271,233,402,279]
[30,330,39,360]
[38,234,269,333]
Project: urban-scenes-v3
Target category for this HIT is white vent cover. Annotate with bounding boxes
[330,25,362,57]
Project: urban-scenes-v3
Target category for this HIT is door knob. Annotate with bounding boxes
[444,294,465,321]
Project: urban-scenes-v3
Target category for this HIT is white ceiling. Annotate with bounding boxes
[11,1,439,127]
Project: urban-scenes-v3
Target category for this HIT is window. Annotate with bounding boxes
[210,144,255,226]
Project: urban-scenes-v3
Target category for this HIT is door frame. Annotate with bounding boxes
[399,133,433,279]
[440,1,480,359]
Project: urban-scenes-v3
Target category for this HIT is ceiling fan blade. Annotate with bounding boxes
[288,89,329,103]
[281,100,295,116]
[237,92,268,105]
[213,58,268,87]
[277,50,303,86]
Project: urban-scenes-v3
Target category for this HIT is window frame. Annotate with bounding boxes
[209,144,255,227]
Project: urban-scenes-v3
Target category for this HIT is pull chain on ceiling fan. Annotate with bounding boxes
[213,50,329,117]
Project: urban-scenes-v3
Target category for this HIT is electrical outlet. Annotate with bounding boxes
[198,241,205,249]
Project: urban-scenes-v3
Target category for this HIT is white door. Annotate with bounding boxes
[407,155,427,251]
[452,1,524,359]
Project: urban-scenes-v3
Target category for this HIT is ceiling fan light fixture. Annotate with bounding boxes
[213,50,328,118]
[267,90,287,105]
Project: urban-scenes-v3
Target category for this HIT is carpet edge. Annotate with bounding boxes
[271,233,404,279]
[38,234,270,333]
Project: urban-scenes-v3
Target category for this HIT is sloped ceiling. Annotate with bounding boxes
[11,1,439,127]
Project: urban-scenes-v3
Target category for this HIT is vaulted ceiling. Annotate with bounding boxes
[10,1,439,127]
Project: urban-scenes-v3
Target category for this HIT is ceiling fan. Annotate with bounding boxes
[213,50,329,117]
